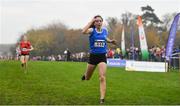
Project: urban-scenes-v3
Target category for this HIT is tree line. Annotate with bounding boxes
[11,5,180,57]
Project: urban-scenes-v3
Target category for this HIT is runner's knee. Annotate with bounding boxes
[99,75,106,82]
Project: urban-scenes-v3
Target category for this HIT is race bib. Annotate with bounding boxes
[22,48,27,51]
[94,40,105,47]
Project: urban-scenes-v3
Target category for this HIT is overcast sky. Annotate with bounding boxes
[0,0,180,44]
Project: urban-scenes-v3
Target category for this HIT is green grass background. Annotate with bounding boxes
[0,60,180,105]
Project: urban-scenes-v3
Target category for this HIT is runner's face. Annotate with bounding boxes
[23,36,27,41]
[94,17,103,29]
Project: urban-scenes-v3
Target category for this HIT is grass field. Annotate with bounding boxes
[0,60,180,105]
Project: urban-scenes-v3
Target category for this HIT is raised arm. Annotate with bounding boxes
[82,18,95,34]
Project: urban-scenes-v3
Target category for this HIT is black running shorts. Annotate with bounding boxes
[88,53,107,65]
[20,53,29,56]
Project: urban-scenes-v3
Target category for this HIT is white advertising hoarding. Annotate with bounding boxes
[126,61,168,72]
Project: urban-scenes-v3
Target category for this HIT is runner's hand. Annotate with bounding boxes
[111,40,117,45]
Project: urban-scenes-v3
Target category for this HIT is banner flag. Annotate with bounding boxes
[166,13,180,61]
[137,16,149,60]
[121,27,126,56]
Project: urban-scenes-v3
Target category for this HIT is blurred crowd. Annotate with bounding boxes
[107,45,180,62]
[0,55,14,60]
[1,46,180,62]
[30,52,88,62]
